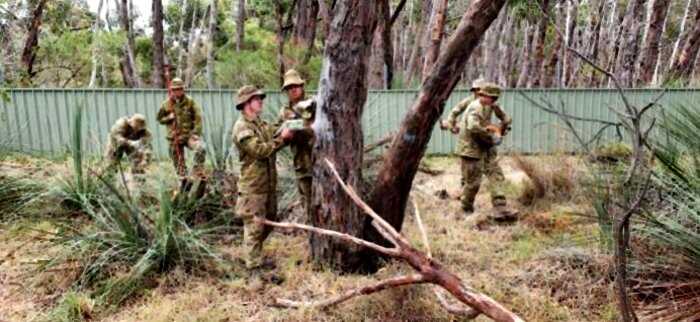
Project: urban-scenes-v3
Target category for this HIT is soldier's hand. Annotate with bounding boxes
[280,128,294,141]
[451,126,460,134]
[164,112,175,122]
[439,120,448,130]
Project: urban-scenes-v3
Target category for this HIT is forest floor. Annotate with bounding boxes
[0,155,618,322]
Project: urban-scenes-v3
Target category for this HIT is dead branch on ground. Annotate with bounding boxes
[259,159,524,322]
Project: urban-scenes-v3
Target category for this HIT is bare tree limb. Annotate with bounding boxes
[273,274,427,308]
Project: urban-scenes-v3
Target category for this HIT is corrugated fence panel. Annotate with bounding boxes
[1,88,699,157]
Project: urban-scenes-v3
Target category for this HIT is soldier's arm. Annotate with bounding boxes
[192,101,203,136]
[446,97,472,129]
[236,128,286,159]
[110,124,129,147]
[493,104,512,126]
[157,101,173,124]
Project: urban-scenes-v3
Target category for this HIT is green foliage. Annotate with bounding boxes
[40,291,94,322]
[0,175,43,221]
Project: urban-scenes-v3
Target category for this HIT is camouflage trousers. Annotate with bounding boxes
[235,192,277,269]
[296,176,312,216]
[103,143,150,180]
[460,151,506,211]
[169,136,206,177]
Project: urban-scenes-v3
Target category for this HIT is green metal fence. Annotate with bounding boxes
[0,88,697,157]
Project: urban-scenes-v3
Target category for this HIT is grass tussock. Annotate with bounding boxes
[512,155,581,207]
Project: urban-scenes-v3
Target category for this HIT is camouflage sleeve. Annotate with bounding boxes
[192,101,203,136]
[157,100,172,125]
[236,128,285,160]
[493,104,512,126]
[446,97,473,129]
[110,119,129,146]
[140,130,153,148]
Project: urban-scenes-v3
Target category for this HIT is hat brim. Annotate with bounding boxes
[282,80,305,90]
[236,92,266,110]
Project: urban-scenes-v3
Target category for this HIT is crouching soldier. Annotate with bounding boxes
[458,83,518,220]
[232,85,293,289]
[103,113,153,184]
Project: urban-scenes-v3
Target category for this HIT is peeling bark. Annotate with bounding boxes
[309,0,379,272]
[152,0,167,88]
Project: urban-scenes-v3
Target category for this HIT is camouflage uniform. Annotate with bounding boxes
[456,85,512,212]
[278,69,314,214]
[233,86,287,269]
[156,94,206,176]
[103,115,153,180]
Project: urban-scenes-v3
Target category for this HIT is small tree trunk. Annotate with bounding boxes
[20,0,49,85]
[497,15,514,86]
[586,0,605,87]
[668,0,695,75]
[562,0,578,87]
[293,0,319,47]
[236,0,246,51]
[185,5,209,86]
[152,0,167,88]
[367,0,507,254]
[542,2,563,88]
[615,0,647,88]
[89,0,105,88]
[670,7,700,81]
[310,0,379,272]
[637,0,671,85]
[206,0,217,89]
[516,21,534,88]
[274,0,287,86]
[117,0,141,87]
[421,0,448,80]
[528,0,550,88]
[178,0,195,77]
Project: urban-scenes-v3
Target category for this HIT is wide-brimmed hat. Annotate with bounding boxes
[170,77,185,90]
[130,113,146,130]
[477,83,501,98]
[470,78,487,91]
[282,69,305,90]
[236,85,266,110]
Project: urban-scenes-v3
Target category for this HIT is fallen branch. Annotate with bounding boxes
[364,133,395,154]
[260,159,524,322]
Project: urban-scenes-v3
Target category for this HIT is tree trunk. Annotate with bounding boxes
[117,0,141,87]
[317,0,332,44]
[367,0,507,254]
[20,0,49,85]
[485,10,506,82]
[178,0,195,77]
[152,0,167,88]
[310,0,379,272]
[670,7,700,81]
[668,0,695,75]
[516,21,534,88]
[89,0,105,88]
[206,0,217,88]
[236,0,246,51]
[274,0,287,86]
[293,0,319,47]
[637,0,671,85]
[586,0,606,87]
[369,0,395,89]
[497,14,514,86]
[405,0,431,86]
[562,0,578,87]
[528,0,550,88]
[614,0,647,88]
[421,0,448,80]
[542,2,563,88]
[185,4,209,86]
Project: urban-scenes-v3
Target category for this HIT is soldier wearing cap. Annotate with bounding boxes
[277,69,315,215]
[232,85,294,283]
[156,78,206,177]
[441,78,511,134]
[459,83,518,220]
[103,113,153,181]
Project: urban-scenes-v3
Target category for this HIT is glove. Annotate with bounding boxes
[129,140,142,150]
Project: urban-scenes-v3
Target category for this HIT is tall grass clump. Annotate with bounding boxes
[629,104,700,321]
[44,179,224,309]
[52,104,101,212]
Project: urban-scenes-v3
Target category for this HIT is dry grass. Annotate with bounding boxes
[0,155,617,321]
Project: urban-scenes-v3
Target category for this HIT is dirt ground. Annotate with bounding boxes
[0,155,617,322]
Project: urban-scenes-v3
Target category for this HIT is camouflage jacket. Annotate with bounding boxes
[446,94,511,132]
[233,114,286,195]
[457,100,511,159]
[277,96,315,179]
[108,117,153,152]
[156,95,203,141]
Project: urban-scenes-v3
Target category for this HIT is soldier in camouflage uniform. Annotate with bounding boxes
[232,85,293,276]
[455,83,518,220]
[277,69,315,215]
[157,78,206,177]
[103,113,153,181]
